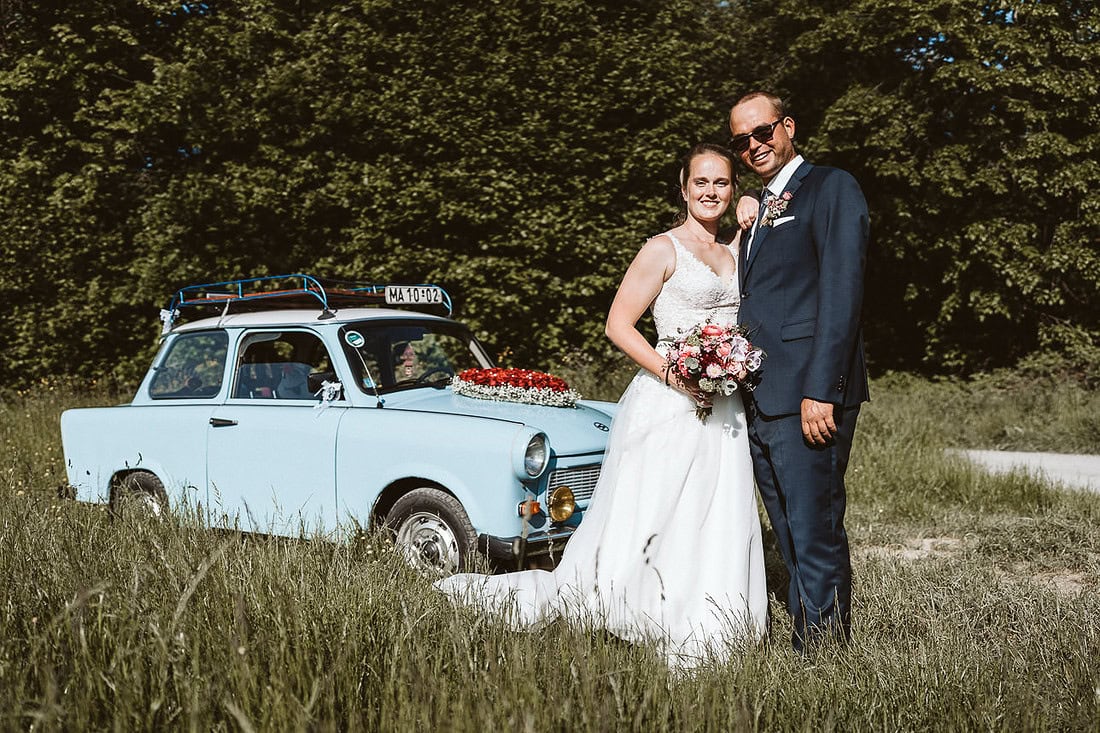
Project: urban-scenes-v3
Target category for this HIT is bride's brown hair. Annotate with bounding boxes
[672,142,738,226]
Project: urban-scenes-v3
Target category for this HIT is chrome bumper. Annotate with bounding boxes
[480,527,576,566]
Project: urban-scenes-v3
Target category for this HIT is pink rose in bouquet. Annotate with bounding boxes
[700,324,725,337]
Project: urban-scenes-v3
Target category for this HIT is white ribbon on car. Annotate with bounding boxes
[314,380,343,409]
[158,308,178,336]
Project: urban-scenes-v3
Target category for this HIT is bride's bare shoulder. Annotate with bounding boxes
[640,232,676,258]
[633,233,677,275]
[624,232,673,280]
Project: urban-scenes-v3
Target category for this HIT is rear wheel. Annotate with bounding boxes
[385,487,477,577]
[110,472,169,520]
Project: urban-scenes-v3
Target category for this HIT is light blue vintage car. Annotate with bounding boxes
[60,275,616,574]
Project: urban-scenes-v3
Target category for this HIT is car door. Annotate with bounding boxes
[206,329,347,535]
[65,330,231,505]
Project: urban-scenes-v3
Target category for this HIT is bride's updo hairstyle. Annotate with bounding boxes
[672,142,738,226]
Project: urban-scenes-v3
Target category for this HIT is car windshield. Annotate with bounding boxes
[339,319,491,394]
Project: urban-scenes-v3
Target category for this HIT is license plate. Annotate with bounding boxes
[385,285,443,306]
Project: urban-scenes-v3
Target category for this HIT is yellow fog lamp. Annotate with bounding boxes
[547,486,576,523]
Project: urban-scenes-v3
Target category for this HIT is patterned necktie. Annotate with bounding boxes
[746,188,771,260]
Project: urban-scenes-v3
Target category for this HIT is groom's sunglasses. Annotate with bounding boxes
[729,119,784,153]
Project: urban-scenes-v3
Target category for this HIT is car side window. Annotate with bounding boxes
[149,332,229,399]
[233,330,338,400]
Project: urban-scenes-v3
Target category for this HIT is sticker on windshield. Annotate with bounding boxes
[344,331,365,348]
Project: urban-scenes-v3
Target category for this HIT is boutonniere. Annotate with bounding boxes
[760,191,793,228]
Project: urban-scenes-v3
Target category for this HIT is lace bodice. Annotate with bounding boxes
[652,233,740,341]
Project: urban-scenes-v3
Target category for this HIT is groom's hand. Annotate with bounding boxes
[801,398,837,446]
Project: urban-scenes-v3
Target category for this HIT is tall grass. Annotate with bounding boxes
[872,370,1100,454]
[1,376,1098,730]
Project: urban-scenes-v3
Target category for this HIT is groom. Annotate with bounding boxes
[730,91,869,651]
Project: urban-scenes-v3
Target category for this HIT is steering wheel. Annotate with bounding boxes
[416,367,455,384]
[392,367,455,388]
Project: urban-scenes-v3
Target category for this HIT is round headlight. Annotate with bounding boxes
[548,486,575,523]
[523,434,548,477]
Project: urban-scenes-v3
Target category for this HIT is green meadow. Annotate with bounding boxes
[2,373,1098,731]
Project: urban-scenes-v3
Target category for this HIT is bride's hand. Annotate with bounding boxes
[668,372,711,407]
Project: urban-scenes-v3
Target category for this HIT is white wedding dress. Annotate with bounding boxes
[435,233,767,668]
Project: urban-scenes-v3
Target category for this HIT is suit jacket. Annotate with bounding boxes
[738,160,870,417]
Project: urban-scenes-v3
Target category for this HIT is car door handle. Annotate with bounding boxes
[209,417,238,427]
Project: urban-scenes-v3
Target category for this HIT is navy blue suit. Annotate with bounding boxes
[738,160,869,649]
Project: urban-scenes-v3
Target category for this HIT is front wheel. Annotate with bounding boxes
[385,487,477,577]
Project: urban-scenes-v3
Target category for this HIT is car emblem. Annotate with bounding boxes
[593,422,609,432]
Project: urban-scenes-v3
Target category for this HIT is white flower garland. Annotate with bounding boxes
[451,377,580,408]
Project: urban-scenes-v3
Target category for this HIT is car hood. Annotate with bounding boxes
[387,387,615,456]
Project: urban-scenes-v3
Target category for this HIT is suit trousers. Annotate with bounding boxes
[746,401,859,650]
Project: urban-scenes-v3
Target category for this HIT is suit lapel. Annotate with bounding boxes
[741,160,814,287]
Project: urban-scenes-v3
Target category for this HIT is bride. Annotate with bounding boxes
[435,143,767,668]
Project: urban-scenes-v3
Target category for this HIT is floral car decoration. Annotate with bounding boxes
[451,368,580,408]
[59,274,617,578]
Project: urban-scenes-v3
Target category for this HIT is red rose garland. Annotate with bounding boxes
[452,368,580,408]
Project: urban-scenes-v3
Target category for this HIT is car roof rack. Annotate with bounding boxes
[160,274,453,334]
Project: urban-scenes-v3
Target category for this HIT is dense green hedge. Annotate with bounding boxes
[1,0,1096,385]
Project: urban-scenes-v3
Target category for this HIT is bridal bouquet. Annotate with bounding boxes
[664,321,764,421]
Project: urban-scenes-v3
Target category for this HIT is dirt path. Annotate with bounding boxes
[958,450,1100,493]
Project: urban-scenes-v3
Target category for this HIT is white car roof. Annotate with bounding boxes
[173,307,453,333]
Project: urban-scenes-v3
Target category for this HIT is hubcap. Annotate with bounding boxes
[133,492,165,518]
[394,512,460,575]
[118,489,165,520]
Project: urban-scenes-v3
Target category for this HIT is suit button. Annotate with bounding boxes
[836,376,846,392]
[742,292,749,299]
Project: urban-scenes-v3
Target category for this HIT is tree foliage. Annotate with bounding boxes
[738,0,1100,373]
[0,0,1097,385]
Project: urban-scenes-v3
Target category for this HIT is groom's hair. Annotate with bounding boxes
[733,90,787,119]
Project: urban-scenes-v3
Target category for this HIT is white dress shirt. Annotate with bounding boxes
[746,154,805,260]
